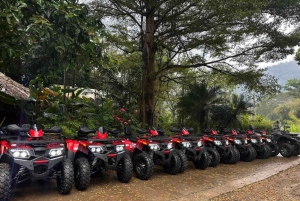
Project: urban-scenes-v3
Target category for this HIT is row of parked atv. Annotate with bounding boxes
[0,123,299,201]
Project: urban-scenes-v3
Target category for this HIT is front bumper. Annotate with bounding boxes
[93,151,126,170]
[14,156,64,181]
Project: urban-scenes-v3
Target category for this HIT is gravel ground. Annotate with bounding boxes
[210,163,300,201]
[10,156,300,201]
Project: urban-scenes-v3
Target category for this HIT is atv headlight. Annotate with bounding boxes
[88,146,105,153]
[251,139,257,143]
[214,140,222,146]
[167,143,173,149]
[234,139,241,145]
[149,144,160,150]
[197,141,202,147]
[260,138,263,143]
[182,142,192,148]
[266,138,271,142]
[244,140,248,144]
[49,148,64,158]
[225,140,229,145]
[9,149,30,159]
[116,145,124,152]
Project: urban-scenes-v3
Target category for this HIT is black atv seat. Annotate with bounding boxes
[136,128,148,134]
[107,128,120,135]
[5,124,29,134]
[44,126,62,133]
[78,126,96,136]
[170,127,181,132]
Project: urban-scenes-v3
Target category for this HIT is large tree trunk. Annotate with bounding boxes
[141,12,156,127]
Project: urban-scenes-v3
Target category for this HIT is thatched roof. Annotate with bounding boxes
[0,72,30,100]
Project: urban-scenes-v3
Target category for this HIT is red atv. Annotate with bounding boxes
[120,126,182,180]
[221,129,257,162]
[65,126,133,191]
[238,128,272,159]
[202,129,239,165]
[0,124,73,201]
[249,126,279,157]
[168,127,210,170]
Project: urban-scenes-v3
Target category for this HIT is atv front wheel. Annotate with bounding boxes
[134,152,154,180]
[57,159,74,194]
[256,144,272,159]
[163,152,180,175]
[240,146,256,162]
[221,147,239,164]
[74,157,91,190]
[206,147,220,167]
[117,154,133,183]
[0,163,11,201]
[269,143,280,157]
[232,146,240,163]
[193,150,210,170]
[279,143,293,158]
[174,149,188,173]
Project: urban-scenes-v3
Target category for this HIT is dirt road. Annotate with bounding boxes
[10,156,300,201]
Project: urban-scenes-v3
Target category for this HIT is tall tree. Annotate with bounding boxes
[92,0,300,126]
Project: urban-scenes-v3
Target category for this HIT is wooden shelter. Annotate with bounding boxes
[0,72,30,100]
[0,72,30,126]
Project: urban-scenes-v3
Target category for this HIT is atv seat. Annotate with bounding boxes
[136,128,148,134]
[170,127,181,133]
[107,128,120,135]
[78,126,96,137]
[44,126,62,134]
[5,124,29,136]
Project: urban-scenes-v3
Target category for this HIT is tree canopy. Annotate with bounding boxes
[91,0,300,126]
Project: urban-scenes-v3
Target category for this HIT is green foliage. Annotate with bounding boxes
[240,114,273,133]
[288,124,300,133]
[176,82,225,131]
[255,92,294,119]
[272,99,300,124]
[283,78,300,97]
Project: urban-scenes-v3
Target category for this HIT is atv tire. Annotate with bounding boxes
[279,143,293,158]
[0,163,11,201]
[292,144,300,156]
[117,154,133,183]
[232,146,240,163]
[163,152,180,175]
[269,143,280,157]
[57,159,74,194]
[206,147,220,167]
[74,157,91,190]
[134,152,154,180]
[193,150,210,170]
[174,149,188,173]
[256,144,272,159]
[221,147,239,164]
[240,146,256,162]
